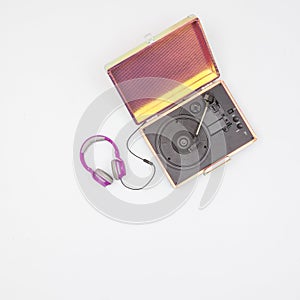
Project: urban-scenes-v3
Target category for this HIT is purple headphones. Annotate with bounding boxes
[80,135,126,187]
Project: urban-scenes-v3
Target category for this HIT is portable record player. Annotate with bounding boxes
[105,15,257,187]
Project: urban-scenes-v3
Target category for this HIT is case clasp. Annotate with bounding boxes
[203,156,231,175]
[144,33,154,44]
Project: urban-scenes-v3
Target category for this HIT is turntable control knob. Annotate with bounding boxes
[237,123,243,129]
[233,116,239,122]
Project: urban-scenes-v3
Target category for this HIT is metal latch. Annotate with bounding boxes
[144,33,155,44]
[203,156,231,175]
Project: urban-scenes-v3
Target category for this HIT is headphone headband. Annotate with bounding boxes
[80,135,121,173]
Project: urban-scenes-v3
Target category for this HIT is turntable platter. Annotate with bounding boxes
[156,115,209,169]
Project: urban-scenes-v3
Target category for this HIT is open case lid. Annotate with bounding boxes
[106,15,220,124]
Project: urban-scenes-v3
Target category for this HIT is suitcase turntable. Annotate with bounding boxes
[105,15,257,187]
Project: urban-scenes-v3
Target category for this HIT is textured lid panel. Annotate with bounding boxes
[107,16,219,124]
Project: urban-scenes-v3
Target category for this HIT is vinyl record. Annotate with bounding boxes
[156,115,210,169]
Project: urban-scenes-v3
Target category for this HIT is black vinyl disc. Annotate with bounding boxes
[156,115,210,169]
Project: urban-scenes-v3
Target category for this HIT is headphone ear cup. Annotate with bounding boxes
[111,159,119,180]
[94,169,113,184]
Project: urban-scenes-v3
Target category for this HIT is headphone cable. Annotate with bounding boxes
[121,123,156,190]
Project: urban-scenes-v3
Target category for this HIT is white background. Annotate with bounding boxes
[1,0,300,299]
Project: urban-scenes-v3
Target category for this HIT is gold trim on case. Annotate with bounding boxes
[203,156,231,175]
